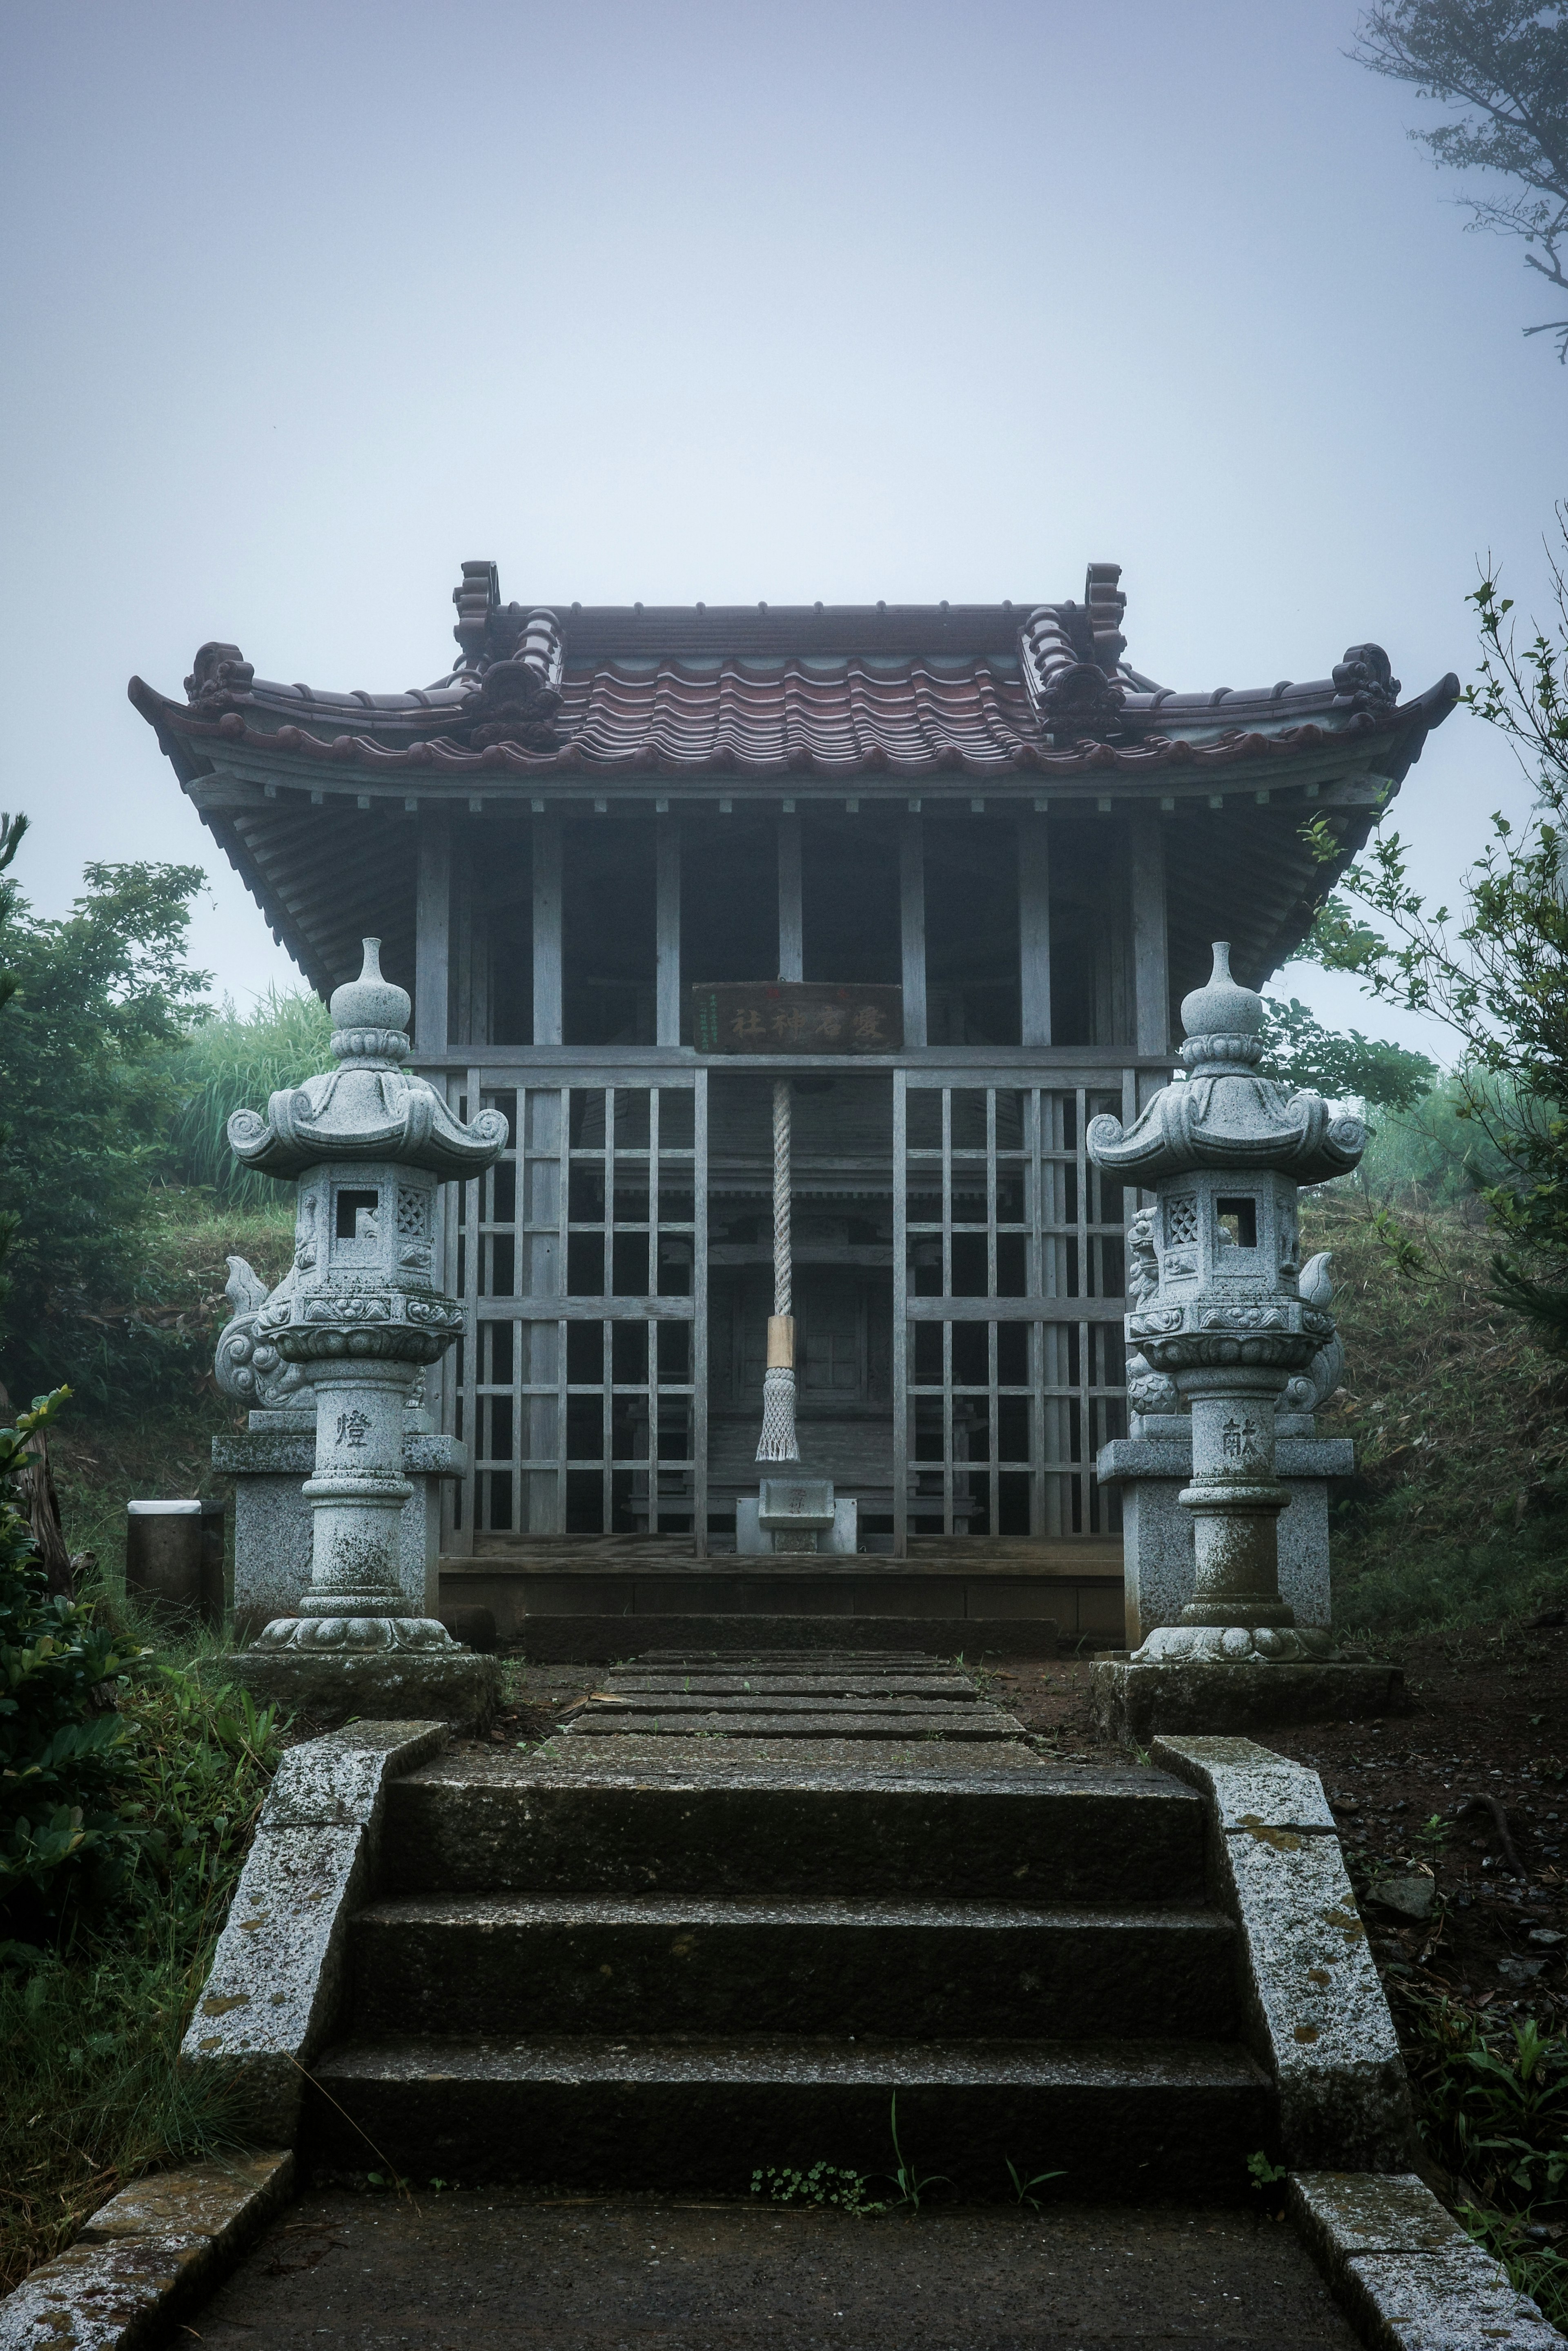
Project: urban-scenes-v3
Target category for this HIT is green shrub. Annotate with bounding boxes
[0,1392,144,1948]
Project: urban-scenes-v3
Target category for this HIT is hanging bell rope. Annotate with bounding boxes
[756,1076,800,1463]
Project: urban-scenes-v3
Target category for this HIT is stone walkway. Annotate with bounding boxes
[559,1649,1027,1741]
[196,2187,1360,2349]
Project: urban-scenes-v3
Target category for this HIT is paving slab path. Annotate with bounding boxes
[196,2186,1361,2350]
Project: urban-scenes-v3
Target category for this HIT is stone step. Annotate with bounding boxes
[637,1650,958,1667]
[381,1756,1208,1904]
[513,1614,1060,1663]
[564,1700,1023,1741]
[347,1892,1238,2041]
[306,2034,1270,2199]
[596,1673,981,1697]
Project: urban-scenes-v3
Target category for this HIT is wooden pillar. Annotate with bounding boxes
[532,814,563,1046]
[656,815,682,1046]
[414,813,451,1055]
[777,812,803,982]
[900,815,927,1048]
[1129,806,1170,1058]
[1018,813,1052,1049]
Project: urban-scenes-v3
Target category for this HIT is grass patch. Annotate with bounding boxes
[1307,1194,1568,1634]
[0,1627,287,2293]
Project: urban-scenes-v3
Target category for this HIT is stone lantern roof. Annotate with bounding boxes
[226,938,508,1180]
[1086,942,1367,1184]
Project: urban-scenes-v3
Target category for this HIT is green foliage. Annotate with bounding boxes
[0,1391,145,1947]
[1296,522,1568,1356]
[0,858,210,1404]
[1308,1196,1568,1635]
[1350,1,1568,360]
[1353,1076,1519,1206]
[0,1645,284,2292]
[1260,995,1437,1110]
[1368,1203,1429,1278]
[751,2160,884,2215]
[1005,2156,1065,2208]
[117,1668,280,1935]
[1400,1996,1568,2326]
[880,2092,950,2213]
[164,986,332,1205]
[0,813,34,1314]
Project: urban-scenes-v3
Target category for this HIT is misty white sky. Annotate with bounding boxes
[3,0,1564,1060]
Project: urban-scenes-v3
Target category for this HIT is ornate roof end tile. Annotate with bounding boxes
[185,641,255,716]
[1331,643,1401,716]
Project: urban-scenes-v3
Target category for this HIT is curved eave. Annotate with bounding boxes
[128,670,1459,790]
[129,668,1458,1009]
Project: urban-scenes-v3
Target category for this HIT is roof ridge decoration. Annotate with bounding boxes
[1084,561,1128,673]
[452,559,500,668]
[1331,643,1402,716]
[185,641,255,718]
[1019,601,1127,747]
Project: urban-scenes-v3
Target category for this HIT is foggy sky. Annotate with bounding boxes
[3,0,1564,1059]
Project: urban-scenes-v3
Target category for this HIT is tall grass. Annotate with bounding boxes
[0,1634,286,2291]
[1307,1193,1568,1635]
[166,986,332,1204]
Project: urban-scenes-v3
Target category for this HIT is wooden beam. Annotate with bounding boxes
[1129,806,1170,1058]
[414,813,451,1055]
[900,815,927,1048]
[532,814,563,1046]
[777,812,803,982]
[656,815,681,1047]
[1018,813,1052,1048]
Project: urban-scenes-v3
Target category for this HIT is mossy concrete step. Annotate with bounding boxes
[381,1754,1208,1904]
[564,1703,1022,1740]
[591,1672,982,1699]
[306,2034,1270,2198]
[347,1892,1237,2041]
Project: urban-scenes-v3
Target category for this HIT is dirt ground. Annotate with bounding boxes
[989,1632,1568,2024]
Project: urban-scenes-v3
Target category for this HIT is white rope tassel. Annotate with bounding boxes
[756,1076,800,1462]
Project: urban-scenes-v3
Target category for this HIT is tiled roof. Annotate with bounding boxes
[128,565,1459,790]
[128,563,1460,1002]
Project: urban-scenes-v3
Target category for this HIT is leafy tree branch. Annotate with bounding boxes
[1298,511,1568,1347]
[1350,1,1568,359]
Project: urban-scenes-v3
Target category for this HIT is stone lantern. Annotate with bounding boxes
[1085,944,1403,1737]
[226,940,506,1727]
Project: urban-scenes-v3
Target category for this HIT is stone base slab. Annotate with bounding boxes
[0,2151,293,2351]
[229,1646,500,1732]
[1091,1659,1407,1744]
[512,1614,1059,1663]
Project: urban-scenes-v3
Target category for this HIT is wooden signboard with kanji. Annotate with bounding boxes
[690,982,903,1054]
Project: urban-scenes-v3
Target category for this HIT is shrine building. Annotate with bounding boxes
[130,563,1457,1647]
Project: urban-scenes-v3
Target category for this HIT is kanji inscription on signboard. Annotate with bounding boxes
[690,982,904,1054]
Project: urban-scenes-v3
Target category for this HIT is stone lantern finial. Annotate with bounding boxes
[1086,943,1366,1686]
[225,939,505,1728]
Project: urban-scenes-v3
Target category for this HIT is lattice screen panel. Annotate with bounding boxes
[893,1075,1129,1545]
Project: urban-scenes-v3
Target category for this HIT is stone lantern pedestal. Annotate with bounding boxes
[217,940,506,1731]
[1083,945,1406,1744]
